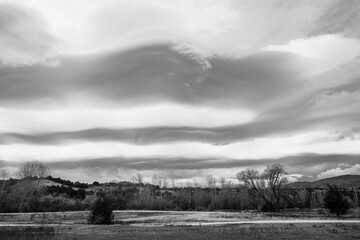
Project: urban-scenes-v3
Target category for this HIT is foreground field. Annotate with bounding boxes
[1,210,360,239]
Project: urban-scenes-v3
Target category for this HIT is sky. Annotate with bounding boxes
[0,0,360,184]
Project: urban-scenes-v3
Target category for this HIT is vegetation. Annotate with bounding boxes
[0,161,359,218]
[11,161,50,212]
[88,192,114,224]
[236,164,288,211]
[45,176,89,188]
[324,184,351,217]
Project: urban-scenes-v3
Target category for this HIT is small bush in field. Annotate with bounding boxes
[324,184,350,217]
[88,192,114,224]
[174,206,182,211]
[348,207,360,218]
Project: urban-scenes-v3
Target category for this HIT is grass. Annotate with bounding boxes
[1,209,360,239]
[2,223,360,240]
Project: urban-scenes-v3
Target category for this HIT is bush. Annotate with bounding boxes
[174,206,182,211]
[88,192,114,224]
[324,185,350,217]
[261,202,276,212]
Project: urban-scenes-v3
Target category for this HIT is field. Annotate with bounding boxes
[1,210,360,239]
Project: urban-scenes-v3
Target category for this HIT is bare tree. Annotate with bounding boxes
[263,164,288,211]
[220,177,226,188]
[134,173,144,208]
[161,176,168,189]
[15,161,50,179]
[131,176,137,184]
[0,169,8,179]
[151,174,160,186]
[236,164,287,211]
[12,161,50,212]
[171,178,175,189]
[206,175,216,188]
[0,163,9,210]
[136,173,144,185]
[151,174,169,189]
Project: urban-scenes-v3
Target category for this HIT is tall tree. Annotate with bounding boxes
[15,161,50,179]
[0,163,9,211]
[236,164,287,211]
[263,164,288,211]
[12,161,50,212]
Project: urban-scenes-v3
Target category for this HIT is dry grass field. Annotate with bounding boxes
[1,210,360,239]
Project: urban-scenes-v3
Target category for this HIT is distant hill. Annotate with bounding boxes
[287,175,360,189]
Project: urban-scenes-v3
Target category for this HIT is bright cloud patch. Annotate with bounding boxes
[263,34,360,74]
[318,164,360,179]
[0,105,255,133]
[2,132,360,163]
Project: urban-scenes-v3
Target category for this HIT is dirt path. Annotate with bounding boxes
[1,219,360,227]
[163,219,360,226]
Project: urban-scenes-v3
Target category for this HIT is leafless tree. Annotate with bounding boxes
[12,161,50,212]
[151,174,160,186]
[171,178,175,189]
[151,174,169,189]
[263,164,288,211]
[220,177,226,188]
[131,176,137,184]
[236,164,287,211]
[15,161,50,179]
[206,175,216,188]
[0,169,8,179]
[133,173,145,208]
[136,173,144,185]
[162,176,169,189]
[0,163,9,210]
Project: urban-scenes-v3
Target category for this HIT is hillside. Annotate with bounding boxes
[288,175,360,189]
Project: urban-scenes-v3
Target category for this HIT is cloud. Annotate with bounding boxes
[0,44,308,109]
[4,153,359,183]
[82,0,360,60]
[2,131,360,164]
[0,105,254,133]
[2,0,359,59]
[170,42,213,71]
[41,154,360,172]
[286,174,305,183]
[1,119,359,147]
[317,163,360,179]
[310,0,360,38]
[0,3,57,66]
[1,0,360,183]
[331,128,359,142]
[264,34,360,74]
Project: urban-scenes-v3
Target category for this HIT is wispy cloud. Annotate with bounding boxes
[1,0,360,182]
[0,3,58,66]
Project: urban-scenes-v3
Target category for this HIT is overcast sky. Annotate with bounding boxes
[1,0,360,184]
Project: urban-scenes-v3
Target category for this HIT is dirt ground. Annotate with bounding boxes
[1,223,360,240]
[1,210,360,239]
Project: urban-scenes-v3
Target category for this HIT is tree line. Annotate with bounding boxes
[0,161,357,217]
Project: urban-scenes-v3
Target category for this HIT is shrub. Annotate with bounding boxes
[324,185,350,217]
[174,206,182,211]
[88,192,114,224]
[348,207,360,218]
[261,202,276,212]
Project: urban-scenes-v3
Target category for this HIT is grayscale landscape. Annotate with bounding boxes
[1,0,360,239]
